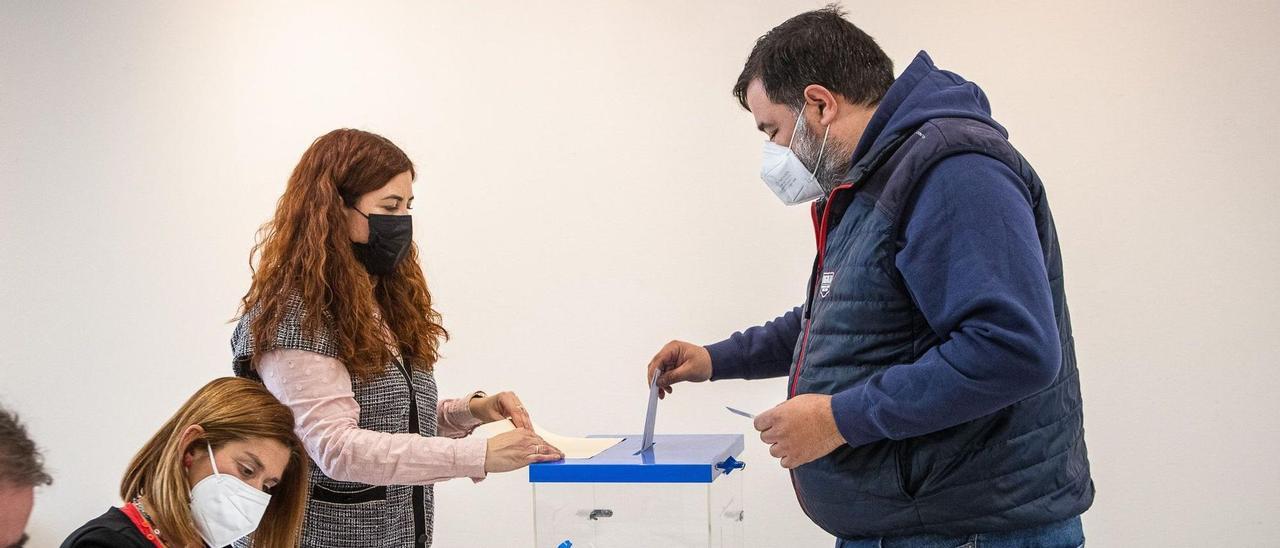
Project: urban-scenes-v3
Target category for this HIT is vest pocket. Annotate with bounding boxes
[895,442,919,500]
[310,483,388,504]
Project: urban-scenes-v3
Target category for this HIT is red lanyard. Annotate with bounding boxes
[120,502,167,548]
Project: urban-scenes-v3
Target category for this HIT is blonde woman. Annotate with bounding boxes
[61,378,308,548]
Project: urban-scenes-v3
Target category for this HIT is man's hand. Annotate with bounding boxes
[646,340,713,399]
[754,394,846,469]
[468,391,534,429]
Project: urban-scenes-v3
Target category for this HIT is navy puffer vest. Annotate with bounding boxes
[789,117,1093,538]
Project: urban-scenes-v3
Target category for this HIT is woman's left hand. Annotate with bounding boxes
[469,391,534,429]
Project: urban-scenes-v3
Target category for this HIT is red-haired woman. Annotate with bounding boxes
[232,129,562,547]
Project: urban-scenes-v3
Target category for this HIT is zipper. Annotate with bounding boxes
[789,183,853,399]
[786,134,909,527]
[788,131,911,396]
[393,349,427,547]
[788,183,854,525]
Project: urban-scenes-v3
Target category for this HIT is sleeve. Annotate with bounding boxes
[830,154,1063,448]
[705,306,804,380]
[259,349,488,485]
[436,392,485,439]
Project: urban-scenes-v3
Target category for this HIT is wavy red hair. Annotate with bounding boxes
[239,129,447,379]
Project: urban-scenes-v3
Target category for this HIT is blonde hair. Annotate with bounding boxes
[120,377,308,547]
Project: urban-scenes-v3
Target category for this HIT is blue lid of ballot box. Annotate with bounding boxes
[528,434,744,483]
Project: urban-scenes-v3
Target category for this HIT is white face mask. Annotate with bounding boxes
[189,441,271,548]
[759,103,829,205]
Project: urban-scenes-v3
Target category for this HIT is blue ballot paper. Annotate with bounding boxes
[637,371,660,454]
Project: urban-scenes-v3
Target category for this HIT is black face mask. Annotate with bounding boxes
[352,210,412,276]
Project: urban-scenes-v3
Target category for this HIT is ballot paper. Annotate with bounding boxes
[473,419,622,460]
[637,371,660,454]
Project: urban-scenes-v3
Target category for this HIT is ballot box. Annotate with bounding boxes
[529,434,746,548]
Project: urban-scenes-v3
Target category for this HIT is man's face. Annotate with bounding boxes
[0,483,33,548]
[746,78,802,148]
[745,78,856,191]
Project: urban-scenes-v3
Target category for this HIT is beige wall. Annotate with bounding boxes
[2,1,1277,546]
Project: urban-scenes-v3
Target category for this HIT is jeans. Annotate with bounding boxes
[835,516,1084,548]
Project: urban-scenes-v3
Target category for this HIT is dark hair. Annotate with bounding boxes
[0,405,52,488]
[733,4,894,110]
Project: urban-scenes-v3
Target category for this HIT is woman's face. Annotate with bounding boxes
[347,170,414,244]
[181,431,291,494]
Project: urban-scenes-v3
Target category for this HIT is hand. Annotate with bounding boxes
[484,428,563,473]
[754,394,846,469]
[468,391,533,429]
[646,340,713,400]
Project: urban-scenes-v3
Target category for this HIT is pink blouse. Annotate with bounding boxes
[258,349,488,485]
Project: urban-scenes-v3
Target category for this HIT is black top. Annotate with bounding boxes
[60,508,151,548]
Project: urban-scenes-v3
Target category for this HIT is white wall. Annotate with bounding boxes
[2,1,1277,546]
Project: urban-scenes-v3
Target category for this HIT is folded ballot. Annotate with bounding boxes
[473,419,623,460]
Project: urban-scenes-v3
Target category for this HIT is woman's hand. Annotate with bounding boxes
[468,391,534,429]
[484,428,564,473]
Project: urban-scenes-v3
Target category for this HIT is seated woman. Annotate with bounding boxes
[61,377,308,548]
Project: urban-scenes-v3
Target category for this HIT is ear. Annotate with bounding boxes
[176,424,207,460]
[802,84,840,126]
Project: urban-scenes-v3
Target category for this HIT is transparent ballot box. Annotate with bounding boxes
[529,434,746,548]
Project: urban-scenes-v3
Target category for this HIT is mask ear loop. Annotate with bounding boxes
[205,440,220,475]
[790,103,831,180]
[812,124,830,179]
[787,103,807,150]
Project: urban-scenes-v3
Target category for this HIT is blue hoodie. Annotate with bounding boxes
[708,51,1062,453]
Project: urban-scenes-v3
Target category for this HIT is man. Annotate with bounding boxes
[646,5,1093,546]
[0,405,51,548]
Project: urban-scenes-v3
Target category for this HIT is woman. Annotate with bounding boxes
[231,128,562,547]
[61,377,308,548]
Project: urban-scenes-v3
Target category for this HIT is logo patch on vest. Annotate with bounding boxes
[819,271,835,298]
